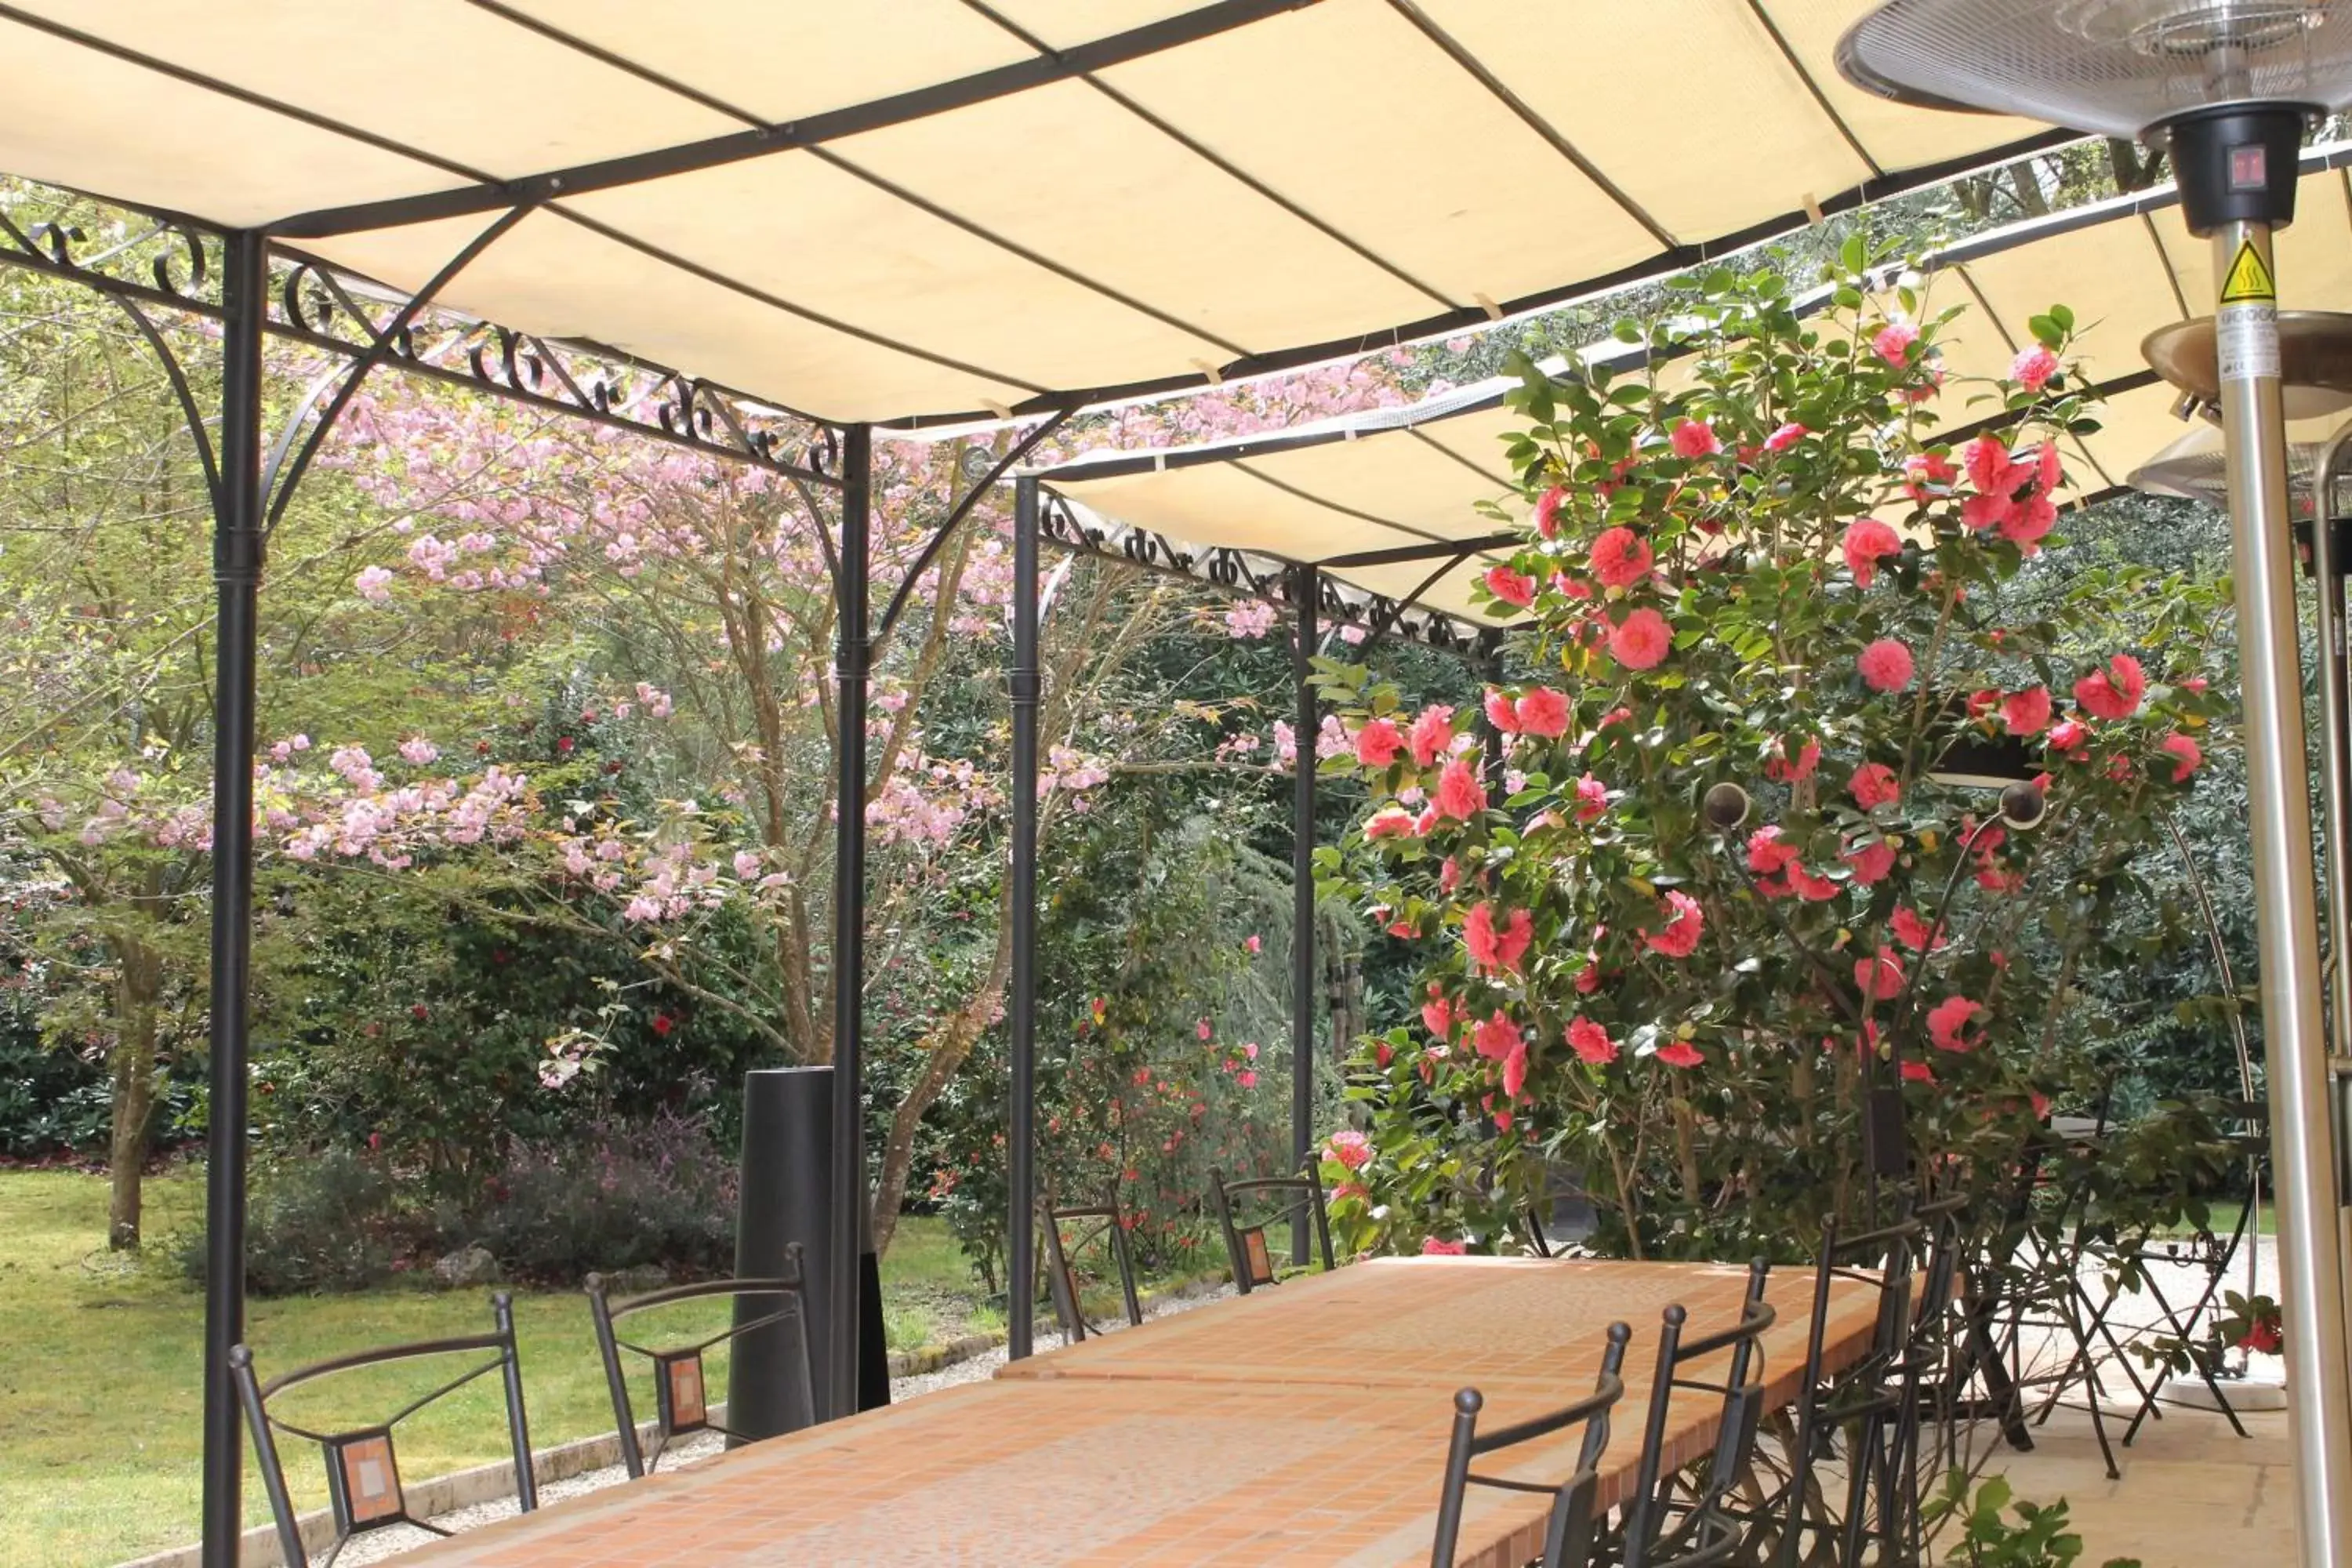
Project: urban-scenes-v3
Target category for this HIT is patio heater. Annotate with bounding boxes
[1842,4,2352,1558]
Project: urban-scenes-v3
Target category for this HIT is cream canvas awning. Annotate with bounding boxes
[0,1,2077,426]
[1036,144,2352,629]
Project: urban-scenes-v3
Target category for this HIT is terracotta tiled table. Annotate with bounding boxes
[395,1258,1885,1568]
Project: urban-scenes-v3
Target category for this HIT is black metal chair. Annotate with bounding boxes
[2119,1102,2270,1446]
[1208,1163,1334,1294]
[1762,1214,1927,1568]
[231,1293,537,1568]
[1430,1322,1632,1568]
[1613,1259,1777,1568]
[1042,1200,1144,1344]
[586,1248,815,1478]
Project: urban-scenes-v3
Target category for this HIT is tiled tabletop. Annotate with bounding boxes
[396,1257,1885,1567]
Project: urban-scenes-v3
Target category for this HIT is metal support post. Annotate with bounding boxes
[828,424,871,1422]
[1009,476,1041,1359]
[201,228,267,1568]
[2311,430,2352,1065]
[1291,564,1318,1265]
[2212,220,2352,1568]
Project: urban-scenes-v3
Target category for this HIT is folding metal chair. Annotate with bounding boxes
[2120,1102,2269,1445]
[231,1293,537,1568]
[1207,1163,1334,1294]
[586,1247,815,1477]
[1041,1198,1143,1344]
[1430,1322,1631,1568]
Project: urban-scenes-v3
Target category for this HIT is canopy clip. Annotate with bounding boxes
[1801,191,1825,223]
[1189,358,1225,386]
[1473,292,1502,321]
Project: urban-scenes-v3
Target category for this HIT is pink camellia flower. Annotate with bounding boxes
[1610,608,1673,670]
[2163,733,2204,782]
[1964,434,2018,495]
[1483,689,1521,735]
[1589,526,1654,589]
[2002,686,2053,736]
[1855,946,1906,1000]
[2011,344,2060,392]
[1413,804,1441,836]
[1857,638,1915,693]
[1903,451,1958,502]
[1364,806,1415,840]
[1472,1009,1528,1096]
[1764,735,1820,783]
[2074,654,2147,720]
[1567,1017,1617,1065]
[1407,705,1455,767]
[1575,772,1609,822]
[1892,906,1942,953]
[1843,838,1897,884]
[2001,492,2058,552]
[1326,1129,1373,1170]
[1900,1059,1936,1084]
[1644,889,1704,958]
[2049,718,2090,756]
[1849,763,1902,811]
[1842,518,1903,589]
[1927,995,1984,1053]
[1516,687,1570,738]
[1435,757,1486,822]
[1484,565,1537,608]
[1422,985,1454,1040]
[1197,1018,1214,1040]
[1748,826,1800,877]
[1354,717,1405,767]
[1534,484,1569,539]
[1464,902,1533,975]
[1422,1236,1468,1256]
[1966,688,1999,719]
[1789,866,1841,902]
[1656,1039,1705,1068]
[1573,957,1602,994]
[1960,492,2014,532]
[1439,856,1462,893]
[1873,321,1919,366]
[1244,934,1262,954]
[1669,419,1720,459]
[1764,421,1808,452]
[2183,676,2209,693]
[1237,1069,1259,1088]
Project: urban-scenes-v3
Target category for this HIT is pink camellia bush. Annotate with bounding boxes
[1315,254,2231,1258]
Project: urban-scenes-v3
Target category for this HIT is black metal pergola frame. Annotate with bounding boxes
[0,179,1508,1562]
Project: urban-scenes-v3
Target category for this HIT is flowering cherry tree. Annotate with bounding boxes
[1318,251,2233,1258]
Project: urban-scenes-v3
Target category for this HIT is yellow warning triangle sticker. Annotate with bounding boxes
[2220,241,2277,304]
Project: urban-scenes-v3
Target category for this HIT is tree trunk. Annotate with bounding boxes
[868,887,1016,1256]
[106,938,164,1250]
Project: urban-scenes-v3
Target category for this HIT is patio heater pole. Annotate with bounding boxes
[200,227,267,1568]
[2212,209,2352,1561]
[1008,476,1040,1359]
[1290,565,1318,1265]
[829,423,871,1421]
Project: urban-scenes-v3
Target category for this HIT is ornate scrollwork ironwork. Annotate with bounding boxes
[0,203,224,319]
[266,250,840,487]
[1036,492,1479,655]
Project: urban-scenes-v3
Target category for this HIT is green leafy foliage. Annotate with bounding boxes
[1922,1474,2142,1568]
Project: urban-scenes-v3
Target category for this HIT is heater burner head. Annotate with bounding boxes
[1839,0,2352,137]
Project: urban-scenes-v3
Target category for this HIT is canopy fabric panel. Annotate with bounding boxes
[1036,147,2352,625]
[0,1,2073,425]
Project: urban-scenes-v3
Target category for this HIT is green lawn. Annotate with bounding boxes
[0,1169,988,1567]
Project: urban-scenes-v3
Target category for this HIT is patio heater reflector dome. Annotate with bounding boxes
[2129,423,2325,514]
[1839,2,2352,138]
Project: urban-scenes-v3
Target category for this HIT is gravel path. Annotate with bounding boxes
[336,1283,1232,1565]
